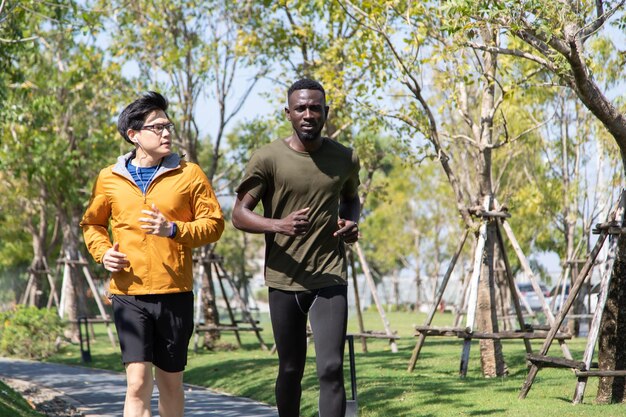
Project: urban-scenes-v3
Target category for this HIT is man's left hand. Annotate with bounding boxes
[139,203,174,237]
[334,219,359,244]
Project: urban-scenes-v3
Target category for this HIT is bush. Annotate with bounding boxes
[0,306,64,359]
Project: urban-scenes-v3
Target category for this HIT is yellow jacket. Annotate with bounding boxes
[80,152,224,295]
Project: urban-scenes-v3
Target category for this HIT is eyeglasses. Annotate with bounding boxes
[141,123,175,135]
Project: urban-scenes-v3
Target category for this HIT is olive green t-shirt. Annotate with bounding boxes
[236,138,360,291]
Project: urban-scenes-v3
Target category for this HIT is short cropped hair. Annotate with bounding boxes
[117,91,169,144]
[287,78,326,101]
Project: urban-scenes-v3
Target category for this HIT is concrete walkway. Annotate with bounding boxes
[0,357,278,417]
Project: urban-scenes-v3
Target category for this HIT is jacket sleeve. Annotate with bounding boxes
[172,166,224,248]
[80,172,112,263]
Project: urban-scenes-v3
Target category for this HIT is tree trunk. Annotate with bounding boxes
[23,187,52,308]
[597,228,626,402]
[26,228,49,308]
[201,248,221,349]
[474,27,507,377]
[477,220,508,377]
[58,209,88,343]
[414,233,422,312]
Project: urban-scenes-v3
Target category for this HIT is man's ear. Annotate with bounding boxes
[284,107,291,121]
[127,129,139,143]
[325,106,330,117]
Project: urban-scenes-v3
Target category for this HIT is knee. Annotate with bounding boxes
[158,380,184,398]
[279,361,305,382]
[155,370,184,398]
[317,358,343,382]
[126,377,153,399]
[281,364,303,377]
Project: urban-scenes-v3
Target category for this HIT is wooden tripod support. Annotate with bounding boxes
[519,192,626,403]
[193,253,268,352]
[350,242,399,353]
[20,257,59,309]
[58,254,117,348]
[407,204,571,375]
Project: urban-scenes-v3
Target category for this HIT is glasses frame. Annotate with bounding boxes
[140,123,175,135]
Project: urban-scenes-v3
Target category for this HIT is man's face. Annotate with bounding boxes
[285,89,328,142]
[128,110,173,158]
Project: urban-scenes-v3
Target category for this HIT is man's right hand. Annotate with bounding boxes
[102,242,130,272]
[276,208,310,236]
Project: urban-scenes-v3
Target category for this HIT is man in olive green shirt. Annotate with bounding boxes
[232,78,360,417]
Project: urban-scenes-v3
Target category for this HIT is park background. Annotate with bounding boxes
[2,1,626,416]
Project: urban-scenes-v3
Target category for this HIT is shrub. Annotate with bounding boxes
[0,306,64,359]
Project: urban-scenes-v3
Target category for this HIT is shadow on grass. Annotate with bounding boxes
[184,355,278,404]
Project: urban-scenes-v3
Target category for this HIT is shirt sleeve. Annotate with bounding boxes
[234,150,269,200]
[80,172,113,263]
[341,150,361,198]
[172,165,225,248]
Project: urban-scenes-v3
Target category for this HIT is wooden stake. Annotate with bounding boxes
[519,230,608,398]
[500,219,572,360]
[349,251,368,353]
[212,261,242,348]
[573,198,625,403]
[354,242,398,353]
[495,221,532,355]
[408,229,468,372]
[459,220,487,377]
[215,261,268,350]
[78,253,116,348]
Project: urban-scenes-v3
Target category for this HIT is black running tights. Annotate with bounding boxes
[269,285,348,417]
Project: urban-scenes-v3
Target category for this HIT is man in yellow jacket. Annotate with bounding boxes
[81,91,224,417]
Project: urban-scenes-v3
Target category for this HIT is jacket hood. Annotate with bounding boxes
[112,151,182,183]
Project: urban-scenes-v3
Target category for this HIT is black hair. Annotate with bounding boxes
[287,78,326,101]
[117,91,169,144]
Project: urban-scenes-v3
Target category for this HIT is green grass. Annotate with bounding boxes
[46,310,626,417]
[0,380,43,417]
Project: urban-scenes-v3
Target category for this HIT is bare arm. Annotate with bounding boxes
[232,191,310,236]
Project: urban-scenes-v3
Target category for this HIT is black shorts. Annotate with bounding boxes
[111,292,194,373]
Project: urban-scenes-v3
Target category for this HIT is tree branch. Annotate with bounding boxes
[465,41,558,73]
[490,110,555,149]
[580,0,625,42]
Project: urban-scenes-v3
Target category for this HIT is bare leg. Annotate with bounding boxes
[155,367,185,417]
[124,362,154,417]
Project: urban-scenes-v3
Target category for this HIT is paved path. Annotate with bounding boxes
[0,358,278,417]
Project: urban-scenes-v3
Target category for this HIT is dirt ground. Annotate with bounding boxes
[1,377,83,417]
